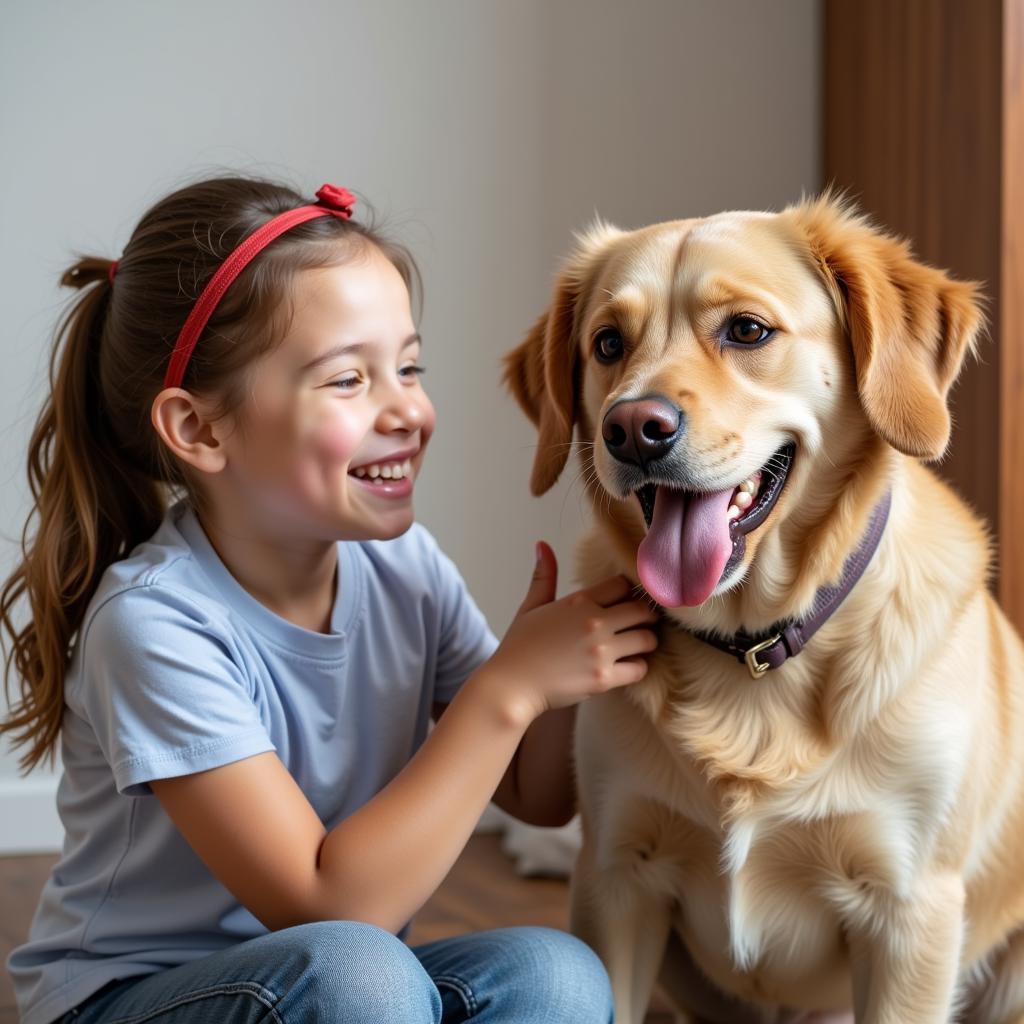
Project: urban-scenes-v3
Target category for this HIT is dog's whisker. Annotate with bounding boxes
[559,463,594,511]
[521,440,594,452]
[558,452,602,527]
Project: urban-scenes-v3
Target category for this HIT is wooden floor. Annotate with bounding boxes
[1,835,672,1022]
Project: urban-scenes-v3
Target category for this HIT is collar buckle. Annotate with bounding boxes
[744,633,782,679]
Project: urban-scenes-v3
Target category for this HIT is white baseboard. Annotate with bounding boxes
[0,775,62,855]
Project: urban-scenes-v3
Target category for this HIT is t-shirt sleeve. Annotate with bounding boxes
[426,536,500,704]
[73,584,275,796]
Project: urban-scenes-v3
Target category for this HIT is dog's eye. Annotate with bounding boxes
[728,316,773,346]
[594,328,625,364]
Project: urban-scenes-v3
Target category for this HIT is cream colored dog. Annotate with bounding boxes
[504,194,1024,1024]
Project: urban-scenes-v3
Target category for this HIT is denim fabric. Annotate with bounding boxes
[59,922,613,1023]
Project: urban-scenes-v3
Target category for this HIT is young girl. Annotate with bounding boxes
[0,177,658,1024]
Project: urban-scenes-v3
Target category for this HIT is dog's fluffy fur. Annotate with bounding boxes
[504,194,1024,1024]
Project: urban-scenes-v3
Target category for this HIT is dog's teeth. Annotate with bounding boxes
[728,504,741,519]
[735,491,753,510]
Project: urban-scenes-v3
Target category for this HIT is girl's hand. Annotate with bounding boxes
[482,540,659,724]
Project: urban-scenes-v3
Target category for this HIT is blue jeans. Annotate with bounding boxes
[60,921,614,1023]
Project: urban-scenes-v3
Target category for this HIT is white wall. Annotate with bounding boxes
[0,0,820,851]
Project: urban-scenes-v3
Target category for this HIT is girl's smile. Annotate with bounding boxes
[347,447,417,499]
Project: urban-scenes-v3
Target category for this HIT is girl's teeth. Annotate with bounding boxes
[352,461,413,482]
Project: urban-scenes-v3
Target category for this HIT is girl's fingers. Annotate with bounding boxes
[609,657,648,688]
[604,598,660,634]
[610,627,659,661]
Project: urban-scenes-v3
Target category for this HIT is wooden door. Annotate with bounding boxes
[824,0,1024,632]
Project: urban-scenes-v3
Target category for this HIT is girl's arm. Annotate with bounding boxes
[152,545,657,935]
[433,701,578,828]
[494,703,578,826]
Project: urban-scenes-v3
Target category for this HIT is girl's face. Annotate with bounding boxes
[219,244,435,543]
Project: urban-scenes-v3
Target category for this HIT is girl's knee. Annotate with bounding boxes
[498,926,614,1022]
[270,920,440,1022]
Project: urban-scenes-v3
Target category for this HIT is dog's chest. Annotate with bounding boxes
[674,823,854,1004]
[595,756,872,1002]
[576,680,923,1000]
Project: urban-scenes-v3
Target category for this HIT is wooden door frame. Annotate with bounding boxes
[1000,0,1024,628]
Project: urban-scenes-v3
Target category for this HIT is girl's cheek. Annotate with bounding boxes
[318,426,366,463]
[312,410,368,464]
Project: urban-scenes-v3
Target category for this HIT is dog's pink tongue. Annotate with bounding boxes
[637,486,735,607]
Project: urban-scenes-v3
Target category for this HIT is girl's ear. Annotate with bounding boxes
[150,389,229,474]
[787,192,984,460]
[503,223,621,495]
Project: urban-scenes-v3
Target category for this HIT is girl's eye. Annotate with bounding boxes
[328,365,425,390]
[594,328,625,364]
[727,316,774,346]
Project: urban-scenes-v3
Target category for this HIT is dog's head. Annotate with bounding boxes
[504,193,983,609]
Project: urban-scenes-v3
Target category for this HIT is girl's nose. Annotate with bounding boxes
[377,385,429,434]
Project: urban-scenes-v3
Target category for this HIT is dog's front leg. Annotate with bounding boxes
[570,835,673,1024]
[847,872,965,1024]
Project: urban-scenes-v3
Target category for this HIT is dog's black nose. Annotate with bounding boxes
[602,396,683,466]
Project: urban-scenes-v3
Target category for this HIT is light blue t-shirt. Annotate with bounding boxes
[7,499,498,1024]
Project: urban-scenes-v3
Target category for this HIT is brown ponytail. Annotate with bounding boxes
[1,176,419,772]
[0,260,166,771]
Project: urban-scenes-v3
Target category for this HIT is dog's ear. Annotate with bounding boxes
[503,223,621,495]
[788,192,984,460]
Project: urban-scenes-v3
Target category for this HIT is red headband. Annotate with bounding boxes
[156,184,356,390]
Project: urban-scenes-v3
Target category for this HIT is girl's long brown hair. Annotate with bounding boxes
[1,176,418,772]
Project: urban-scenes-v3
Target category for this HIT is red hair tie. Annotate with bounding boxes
[162,184,356,390]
